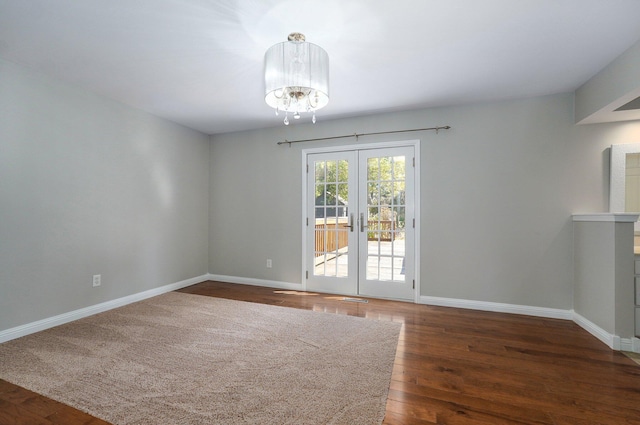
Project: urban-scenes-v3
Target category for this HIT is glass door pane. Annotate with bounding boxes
[359,146,414,301]
[307,152,358,295]
[365,156,406,282]
[313,159,350,278]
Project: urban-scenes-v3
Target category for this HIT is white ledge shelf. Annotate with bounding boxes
[572,213,640,222]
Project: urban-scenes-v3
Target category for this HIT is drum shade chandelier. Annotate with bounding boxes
[264,33,329,125]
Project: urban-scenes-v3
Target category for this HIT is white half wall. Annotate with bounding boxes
[572,215,637,344]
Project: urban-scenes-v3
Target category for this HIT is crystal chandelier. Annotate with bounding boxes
[264,33,329,125]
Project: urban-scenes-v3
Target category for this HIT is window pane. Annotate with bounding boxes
[393,156,405,180]
[314,253,325,276]
[380,182,392,204]
[336,183,348,205]
[368,182,379,204]
[338,160,349,183]
[315,161,326,182]
[379,257,392,281]
[393,181,405,205]
[326,183,336,205]
[368,239,380,256]
[326,161,336,182]
[393,256,406,281]
[394,207,405,230]
[367,158,379,181]
[315,185,326,205]
[394,234,405,256]
[367,256,379,280]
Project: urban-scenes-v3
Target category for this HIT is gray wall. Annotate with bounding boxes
[4,51,640,334]
[573,221,617,333]
[210,93,640,310]
[0,59,210,331]
[614,222,636,338]
[573,220,635,339]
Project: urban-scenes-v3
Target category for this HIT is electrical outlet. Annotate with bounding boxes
[266,259,272,268]
[92,274,101,287]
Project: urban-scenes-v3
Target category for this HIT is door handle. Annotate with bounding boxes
[342,213,354,232]
[360,213,368,232]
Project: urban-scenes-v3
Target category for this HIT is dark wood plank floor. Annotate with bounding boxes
[2,280,640,424]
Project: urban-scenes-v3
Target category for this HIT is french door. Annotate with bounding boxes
[305,146,415,301]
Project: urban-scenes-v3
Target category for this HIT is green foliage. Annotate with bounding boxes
[315,160,349,205]
[366,156,406,208]
[314,156,406,226]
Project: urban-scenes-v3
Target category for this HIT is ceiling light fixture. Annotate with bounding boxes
[264,33,329,125]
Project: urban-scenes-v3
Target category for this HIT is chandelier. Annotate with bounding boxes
[264,33,329,125]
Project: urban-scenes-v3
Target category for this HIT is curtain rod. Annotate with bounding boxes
[276,125,451,146]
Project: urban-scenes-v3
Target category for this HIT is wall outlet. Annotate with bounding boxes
[92,274,101,287]
[266,259,272,268]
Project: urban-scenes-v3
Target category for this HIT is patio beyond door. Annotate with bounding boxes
[306,146,415,301]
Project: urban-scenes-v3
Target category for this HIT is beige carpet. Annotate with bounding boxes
[0,292,401,424]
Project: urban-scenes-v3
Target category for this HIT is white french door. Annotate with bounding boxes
[305,146,415,301]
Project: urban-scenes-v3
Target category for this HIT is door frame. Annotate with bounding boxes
[301,139,421,303]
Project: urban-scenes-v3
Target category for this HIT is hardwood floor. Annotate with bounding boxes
[2,280,640,424]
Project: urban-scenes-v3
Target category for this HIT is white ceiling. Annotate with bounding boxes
[1,0,640,135]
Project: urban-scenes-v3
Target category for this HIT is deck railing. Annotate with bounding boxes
[315,218,396,256]
[367,220,396,241]
[315,218,349,255]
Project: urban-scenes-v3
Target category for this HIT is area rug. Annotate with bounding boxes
[0,292,401,424]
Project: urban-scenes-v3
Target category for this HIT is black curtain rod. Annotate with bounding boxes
[276,125,451,146]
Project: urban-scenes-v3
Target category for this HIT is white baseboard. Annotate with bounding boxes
[206,273,303,291]
[419,295,573,320]
[620,337,640,353]
[572,312,619,349]
[420,296,640,352]
[7,274,632,354]
[632,337,640,353]
[573,311,640,353]
[0,274,209,344]
[569,312,640,352]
